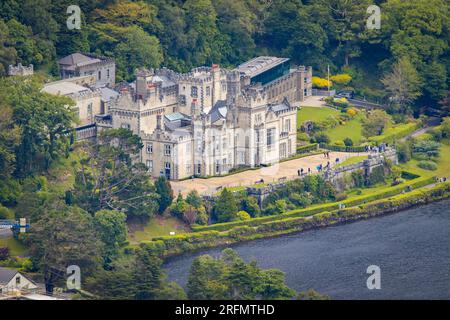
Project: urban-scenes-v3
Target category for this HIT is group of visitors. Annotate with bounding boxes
[297,167,313,176]
[365,143,389,153]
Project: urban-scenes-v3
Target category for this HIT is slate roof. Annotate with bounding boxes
[209,100,228,123]
[268,98,292,114]
[0,267,18,285]
[58,53,100,68]
[99,87,119,102]
[235,56,290,78]
[152,75,176,88]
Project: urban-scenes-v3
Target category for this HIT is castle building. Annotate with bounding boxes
[235,56,313,104]
[8,63,34,76]
[58,53,115,88]
[42,79,102,127]
[47,53,311,179]
[139,69,298,180]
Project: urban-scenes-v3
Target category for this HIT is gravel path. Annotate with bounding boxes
[171,151,367,196]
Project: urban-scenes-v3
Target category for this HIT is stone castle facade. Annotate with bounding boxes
[45,53,312,180]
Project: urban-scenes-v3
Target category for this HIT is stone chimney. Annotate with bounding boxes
[156,114,162,131]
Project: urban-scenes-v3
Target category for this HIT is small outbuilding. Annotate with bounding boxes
[0,267,38,296]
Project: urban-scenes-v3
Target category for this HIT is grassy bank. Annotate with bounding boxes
[138,181,450,258]
[191,175,434,233]
[135,179,449,258]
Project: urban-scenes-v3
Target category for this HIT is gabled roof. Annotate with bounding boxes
[209,100,228,123]
[58,53,92,65]
[268,97,292,114]
[0,267,18,285]
[99,87,119,102]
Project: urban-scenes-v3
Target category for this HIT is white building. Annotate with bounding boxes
[58,53,115,88]
[0,267,38,297]
[42,80,103,127]
[68,55,309,180]
[140,72,297,180]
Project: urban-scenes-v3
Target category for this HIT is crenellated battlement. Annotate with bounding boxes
[8,63,34,76]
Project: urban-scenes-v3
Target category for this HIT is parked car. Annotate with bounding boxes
[336,90,355,99]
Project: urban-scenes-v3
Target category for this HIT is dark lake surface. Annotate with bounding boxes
[163,199,450,299]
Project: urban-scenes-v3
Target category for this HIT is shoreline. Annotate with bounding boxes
[164,197,450,263]
[137,181,450,260]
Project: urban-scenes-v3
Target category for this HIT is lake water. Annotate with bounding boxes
[163,199,450,299]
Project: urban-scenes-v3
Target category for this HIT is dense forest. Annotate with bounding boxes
[0,0,449,111]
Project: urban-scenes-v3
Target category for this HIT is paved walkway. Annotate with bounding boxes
[171,151,367,196]
[297,96,327,107]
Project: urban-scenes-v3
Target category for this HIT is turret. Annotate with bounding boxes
[226,70,241,105]
[135,68,155,101]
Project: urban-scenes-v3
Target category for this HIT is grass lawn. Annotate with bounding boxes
[297,107,365,145]
[128,216,189,243]
[400,143,450,178]
[336,155,368,168]
[297,106,340,125]
[325,113,365,145]
[0,237,28,257]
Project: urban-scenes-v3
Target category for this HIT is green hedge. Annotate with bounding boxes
[319,144,366,152]
[296,143,319,154]
[138,181,450,258]
[191,175,435,233]
[368,122,420,144]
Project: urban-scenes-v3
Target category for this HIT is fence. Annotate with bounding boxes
[319,143,366,152]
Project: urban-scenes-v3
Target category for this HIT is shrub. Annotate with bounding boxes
[0,205,14,220]
[312,76,331,89]
[297,132,310,142]
[369,122,419,144]
[428,128,443,142]
[314,133,330,144]
[334,140,345,147]
[363,110,392,137]
[347,108,358,117]
[413,140,440,160]
[397,142,412,163]
[343,138,354,147]
[334,97,349,108]
[417,160,438,171]
[441,117,450,140]
[233,211,251,221]
[0,247,10,261]
[330,74,352,85]
[297,143,319,154]
[367,165,386,186]
[391,178,405,186]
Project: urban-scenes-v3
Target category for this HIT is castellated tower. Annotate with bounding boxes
[226,70,241,105]
[135,68,155,101]
[191,99,206,176]
[211,64,221,107]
